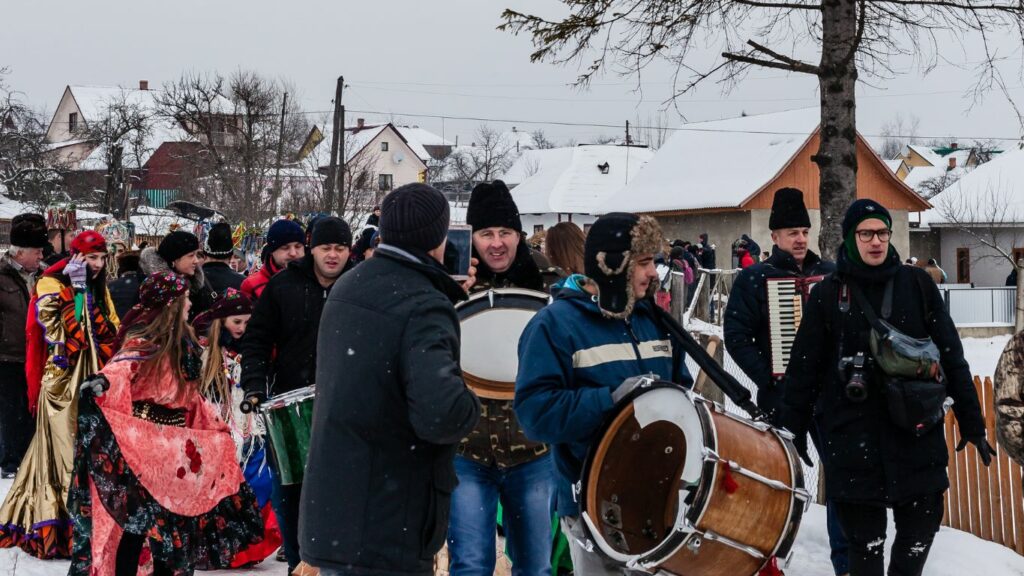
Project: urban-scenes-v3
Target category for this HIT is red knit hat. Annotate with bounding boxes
[70,230,107,255]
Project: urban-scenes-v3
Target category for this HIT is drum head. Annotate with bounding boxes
[267,385,316,410]
[580,384,712,564]
[457,289,549,400]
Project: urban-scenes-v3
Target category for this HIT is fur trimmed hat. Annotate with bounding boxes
[584,212,664,319]
[10,213,48,248]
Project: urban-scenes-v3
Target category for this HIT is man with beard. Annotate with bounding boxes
[723,187,846,575]
[241,216,353,574]
[447,181,561,576]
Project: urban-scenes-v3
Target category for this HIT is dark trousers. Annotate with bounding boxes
[809,425,850,576]
[0,361,32,473]
[833,492,944,576]
[270,469,302,571]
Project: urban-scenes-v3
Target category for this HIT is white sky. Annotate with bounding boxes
[2,0,1023,148]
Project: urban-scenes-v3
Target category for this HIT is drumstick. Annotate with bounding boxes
[652,304,765,421]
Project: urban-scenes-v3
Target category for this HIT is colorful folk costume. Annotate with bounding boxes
[0,231,119,559]
[68,272,262,576]
[193,288,281,567]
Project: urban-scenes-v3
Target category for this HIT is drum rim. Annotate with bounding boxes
[266,385,316,410]
[577,382,718,566]
[456,287,550,320]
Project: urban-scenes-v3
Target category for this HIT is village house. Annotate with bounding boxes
[600,107,930,260]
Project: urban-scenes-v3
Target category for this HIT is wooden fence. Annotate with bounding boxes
[942,376,1024,554]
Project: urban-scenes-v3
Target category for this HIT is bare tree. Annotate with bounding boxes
[634,111,673,149]
[446,124,519,186]
[155,71,308,223]
[879,113,921,160]
[0,68,67,208]
[529,129,557,150]
[285,124,381,222]
[936,184,1024,330]
[917,170,962,200]
[500,1,1024,259]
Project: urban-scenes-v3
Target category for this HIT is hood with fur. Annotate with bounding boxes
[140,246,207,293]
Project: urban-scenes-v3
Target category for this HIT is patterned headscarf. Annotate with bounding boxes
[191,288,253,334]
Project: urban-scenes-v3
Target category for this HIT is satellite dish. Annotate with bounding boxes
[393,151,406,164]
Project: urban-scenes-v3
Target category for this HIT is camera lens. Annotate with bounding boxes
[845,373,868,402]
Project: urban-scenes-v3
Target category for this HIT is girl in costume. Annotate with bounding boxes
[0,230,119,559]
[68,271,262,575]
[193,288,282,567]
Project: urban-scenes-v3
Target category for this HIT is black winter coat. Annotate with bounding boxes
[107,271,144,320]
[202,261,244,298]
[700,241,716,269]
[724,247,835,416]
[240,254,353,398]
[299,245,481,576]
[780,249,985,504]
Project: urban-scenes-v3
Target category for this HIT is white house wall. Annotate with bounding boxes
[352,127,427,191]
[46,88,81,143]
[938,227,1023,287]
[520,213,596,235]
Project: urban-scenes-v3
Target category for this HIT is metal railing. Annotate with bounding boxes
[941,286,1017,326]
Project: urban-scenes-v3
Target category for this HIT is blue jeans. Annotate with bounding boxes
[448,455,555,576]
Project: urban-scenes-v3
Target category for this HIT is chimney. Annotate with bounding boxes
[950,142,958,150]
[139,80,149,91]
[357,118,365,130]
[948,156,957,169]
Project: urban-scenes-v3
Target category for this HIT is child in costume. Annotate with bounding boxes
[67,272,262,575]
[0,230,119,558]
[193,288,282,567]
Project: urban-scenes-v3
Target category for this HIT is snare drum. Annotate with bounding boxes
[456,288,549,400]
[263,385,315,485]
[579,383,807,576]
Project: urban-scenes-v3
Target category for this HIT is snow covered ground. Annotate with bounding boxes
[1,335,1018,575]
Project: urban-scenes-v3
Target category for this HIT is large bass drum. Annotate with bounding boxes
[456,288,549,400]
[262,385,315,485]
[578,382,807,576]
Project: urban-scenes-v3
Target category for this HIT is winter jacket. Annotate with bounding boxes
[780,249,985,504]
[460,243,562,469]
[1007,268,1018,287]
[139,247,214,319]
[724,247,836,416]
[514,282,692,516]
[107,271,144,320]
[299,244,480,576]
[738,250,755,269]
[0,253,35,363]
[924,264,945,285]
[741,234,762,261]
[239,254,352,399]
[240,257,285,302]
[202,260,245,298]
[699,239,716,269]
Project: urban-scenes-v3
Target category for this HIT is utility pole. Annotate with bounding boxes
[624,120,633,145]
[325,76,344,215]
[272,91,288,209]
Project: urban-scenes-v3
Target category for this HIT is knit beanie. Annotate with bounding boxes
[204,222,235,258]
[70,230,108,255]
[769,188,812,230]
[310,217,353,249]
[380,183,450,252]
[466,180,522,233]
[584,212,664,319]
[10,213,49,248]
[158,231,200,265]
[842,199,892,265]
[265,219,305,253]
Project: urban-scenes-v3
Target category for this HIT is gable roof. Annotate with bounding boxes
[921,146,1024,227]
[500,147,575,186]
[511,145,655,214]
[306,123,450,165]
[905,144,943,167]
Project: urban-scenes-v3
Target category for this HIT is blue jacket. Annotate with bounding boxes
[514,282,692,516]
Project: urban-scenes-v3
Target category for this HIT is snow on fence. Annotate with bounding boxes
[943,375,1024,555]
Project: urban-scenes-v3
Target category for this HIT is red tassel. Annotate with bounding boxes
[720,460,739,494]
[758,556,785,576]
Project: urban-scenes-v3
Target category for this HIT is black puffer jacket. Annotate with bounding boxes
[781,248,985,504]
[724,247,835,416]
[240,253,353,398]
[299,245,480,575]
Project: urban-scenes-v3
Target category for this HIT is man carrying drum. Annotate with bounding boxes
[240,216,353,574]
[448,181,562,576]
[514,212,693,576]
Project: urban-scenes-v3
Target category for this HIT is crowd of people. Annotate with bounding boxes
[0,181,1002,576]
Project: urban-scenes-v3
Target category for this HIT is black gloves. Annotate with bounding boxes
[793,433,814,467]
[957,435,994,467]
[240,392,267,414]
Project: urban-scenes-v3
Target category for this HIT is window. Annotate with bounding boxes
[68,112,78,132]
[378,174,393,192]
[381,141,389,152]
[956,247,971,284]
[533,225,544,234]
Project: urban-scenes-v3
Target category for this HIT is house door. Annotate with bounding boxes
[956,247,970,284]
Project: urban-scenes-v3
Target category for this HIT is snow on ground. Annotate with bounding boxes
[4,490,1024,575]
[962,334,1013,380]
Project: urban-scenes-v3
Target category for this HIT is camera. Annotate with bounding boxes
[839,352,870,403]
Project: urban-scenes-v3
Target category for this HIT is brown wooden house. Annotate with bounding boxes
[601,107,930,259]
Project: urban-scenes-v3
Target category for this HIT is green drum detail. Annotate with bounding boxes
[263,386,315,485]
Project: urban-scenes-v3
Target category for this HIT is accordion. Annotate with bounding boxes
[767,275,826,377]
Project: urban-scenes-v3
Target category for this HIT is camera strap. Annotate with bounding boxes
[848,278,895,334]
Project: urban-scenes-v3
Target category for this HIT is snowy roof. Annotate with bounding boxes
[130,205,195,236]
[902,164,967,197]
[500,148,575,186]
[0,195,35,219]
[312,123,449,165]
[905,144,943,167]
[601,108,820,213]
[884,159,903,174]
[510,145,655,215]
[395,126,453,161]
[920,146,1024,227]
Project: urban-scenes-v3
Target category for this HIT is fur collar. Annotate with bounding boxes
[139,246,207,292]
